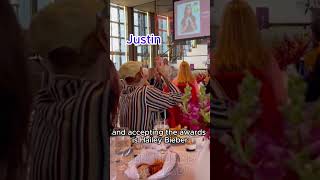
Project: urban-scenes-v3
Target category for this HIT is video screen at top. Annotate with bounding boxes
[174,0,210,40]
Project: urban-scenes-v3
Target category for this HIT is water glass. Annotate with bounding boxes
[112,127,131,170]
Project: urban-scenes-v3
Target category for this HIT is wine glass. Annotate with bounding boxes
[154,112,169,154]
[154,111,169,130]
[112,127,132,170]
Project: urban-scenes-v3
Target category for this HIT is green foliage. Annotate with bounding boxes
[199,85,210,124]
[289,151,320,180]
[181,84,192,113]
[225,72,261,167]
[201,109,210,124]
[220,70,320,178]
[283,74,320,179]
[282,74,306,124]
[199,85,207,102]
[229,72,261,134]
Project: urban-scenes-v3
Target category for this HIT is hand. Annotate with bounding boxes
[156,67,165,77]
[188,18,192,24]
[154,69,162,81]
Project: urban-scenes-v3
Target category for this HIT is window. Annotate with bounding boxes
[134,9,150,65]
[158,16,168,58]
[110,4,126,70]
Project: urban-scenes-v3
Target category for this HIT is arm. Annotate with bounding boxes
[151,68,164,90]
[158,68,180,93]
[181,18,188,32]
[162,76,180,93]
[154,79,164,90]
[190,16,197,31]
[145,86,182,111]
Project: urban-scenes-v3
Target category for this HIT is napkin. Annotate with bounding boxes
[124,149,177,179]
[194,140,210,180]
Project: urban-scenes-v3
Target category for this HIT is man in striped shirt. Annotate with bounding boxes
[118,61,182,131]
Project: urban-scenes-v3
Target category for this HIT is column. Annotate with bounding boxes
[126,7,136,61]
[149,12,157,68]
[104,1,110,62]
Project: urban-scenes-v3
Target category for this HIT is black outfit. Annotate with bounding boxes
[149,78,156,86]
[306,58,320,102]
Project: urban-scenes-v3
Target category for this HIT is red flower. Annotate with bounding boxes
[273,35,310,70]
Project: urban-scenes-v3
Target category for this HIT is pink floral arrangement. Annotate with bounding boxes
[181,85,210,138]
[219,74,320,180]
[272,35,310,70]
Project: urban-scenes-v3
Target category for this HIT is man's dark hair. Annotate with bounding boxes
[48,46,81,74]
[80,31,105,64]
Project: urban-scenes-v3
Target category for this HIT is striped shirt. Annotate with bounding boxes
[29,76,111,180]
[119,79,182,131]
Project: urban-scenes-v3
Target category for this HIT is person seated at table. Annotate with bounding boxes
[118,61,182,131]
[163,61,199,128]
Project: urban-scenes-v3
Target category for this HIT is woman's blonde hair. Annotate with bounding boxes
[177,61,195,83]
[215,0,269,71]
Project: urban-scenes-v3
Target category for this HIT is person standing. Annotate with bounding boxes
[118,61,182,131]
[29,30,119,180]
[162,58,173,80]
[163,61,199,128]
[212,0,287,179]
[0,1,31,179]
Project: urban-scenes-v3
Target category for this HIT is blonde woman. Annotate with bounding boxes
[212,0,289,179]
[163,61,199,128]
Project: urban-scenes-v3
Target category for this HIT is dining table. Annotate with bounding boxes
[110,137,210,180]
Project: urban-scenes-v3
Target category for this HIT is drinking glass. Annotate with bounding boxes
[154,111,169,131]
[112,127,132,170]
[154,112,169,154]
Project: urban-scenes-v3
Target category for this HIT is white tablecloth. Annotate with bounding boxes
[110,140,210,180]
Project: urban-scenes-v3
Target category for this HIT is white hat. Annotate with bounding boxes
[119,61,142,79]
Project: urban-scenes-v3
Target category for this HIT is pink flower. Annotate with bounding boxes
[181,86,210,135]
[190,112,200,121]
